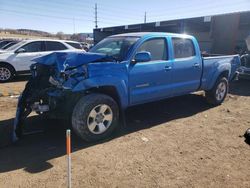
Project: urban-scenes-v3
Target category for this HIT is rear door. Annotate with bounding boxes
[170,37,202,95]
[44,41,68,51]
[129,37,173,105]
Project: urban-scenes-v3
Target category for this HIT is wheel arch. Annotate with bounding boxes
[207,69,230,91]
[219,70,229,79]
[87,86,122,110]
[0,61,16,75]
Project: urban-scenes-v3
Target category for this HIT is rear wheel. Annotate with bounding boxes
[0,64,15,82]
[205,76,228,105]
[72,93,119,142]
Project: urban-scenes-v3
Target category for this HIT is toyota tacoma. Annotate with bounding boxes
[13,32,240,142]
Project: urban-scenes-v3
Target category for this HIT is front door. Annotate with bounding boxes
[12,41,45,71]
[129,38,173,105]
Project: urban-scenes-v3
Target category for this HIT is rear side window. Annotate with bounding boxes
[172,38,195,59]
[45,41,67,51]
[66,42,82,49]
[21,41,43,52]
[137,38,167,61]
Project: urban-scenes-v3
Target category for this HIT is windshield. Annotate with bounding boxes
[89,36,140,61]
[6,40,26,51]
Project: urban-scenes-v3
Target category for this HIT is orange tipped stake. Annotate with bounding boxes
[66,129,72,188]
[66,130,71,155]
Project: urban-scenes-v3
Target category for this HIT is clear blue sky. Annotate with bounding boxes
[0,0,249,34]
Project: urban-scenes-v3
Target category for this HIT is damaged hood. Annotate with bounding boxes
[32,51,108,71]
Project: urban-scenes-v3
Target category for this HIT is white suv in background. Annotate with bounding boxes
[0,39,84,82]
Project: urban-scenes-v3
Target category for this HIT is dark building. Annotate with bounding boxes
[93,11,250,55]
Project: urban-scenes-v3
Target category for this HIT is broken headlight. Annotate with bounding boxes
[49,76,63,88]
[64,64,88,79]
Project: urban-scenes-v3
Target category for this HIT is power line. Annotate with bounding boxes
[31,0,144,17]
[148,0,248,18]
[0,7,129,30]
[36,0,144,15]
[2,1,143,24]
[2,1,94,18]
[0,7,125,24]
[0,8,93,22]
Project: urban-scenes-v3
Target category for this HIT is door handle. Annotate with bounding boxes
[193,63,200,68]
[164,66,172,71]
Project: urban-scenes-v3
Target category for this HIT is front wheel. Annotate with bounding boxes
[205,76,228,105]
[72,93,119,142]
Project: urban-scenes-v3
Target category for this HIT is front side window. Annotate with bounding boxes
[136,38,167,61]
[90,37,140,61]
[172,38,195,59]
[21,41,43,52]
[6,41,26,51]
[45,41,67,51]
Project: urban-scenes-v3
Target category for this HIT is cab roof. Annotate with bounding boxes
[109,32,193,39]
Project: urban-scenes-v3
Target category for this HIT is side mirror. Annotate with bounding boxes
[133,51,151,63]
[15,48,26,53]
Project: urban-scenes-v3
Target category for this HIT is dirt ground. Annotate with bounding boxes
[0,77,250,188]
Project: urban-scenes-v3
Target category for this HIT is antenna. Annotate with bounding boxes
[144,11,147,23]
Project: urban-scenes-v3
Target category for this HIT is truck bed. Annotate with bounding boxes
[201,55,240,91]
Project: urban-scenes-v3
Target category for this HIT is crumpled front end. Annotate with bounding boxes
[13,51,109,141]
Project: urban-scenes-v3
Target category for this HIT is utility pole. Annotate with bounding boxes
[95,3,98,28]
[144,11,147,23]
[73,17,76,34]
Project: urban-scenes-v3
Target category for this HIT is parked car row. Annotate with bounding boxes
[0,39,86,82]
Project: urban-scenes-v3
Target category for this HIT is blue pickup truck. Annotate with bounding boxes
[14,32,240,142]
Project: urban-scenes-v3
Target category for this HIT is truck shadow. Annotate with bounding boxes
[0,94,211,173]
[229,79,250,96]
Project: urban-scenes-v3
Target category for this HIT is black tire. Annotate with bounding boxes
[72,93,119,142]
[205,76,228,105]
[0,64,15,83]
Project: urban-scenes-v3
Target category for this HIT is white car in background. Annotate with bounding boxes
[0,39,84,82]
